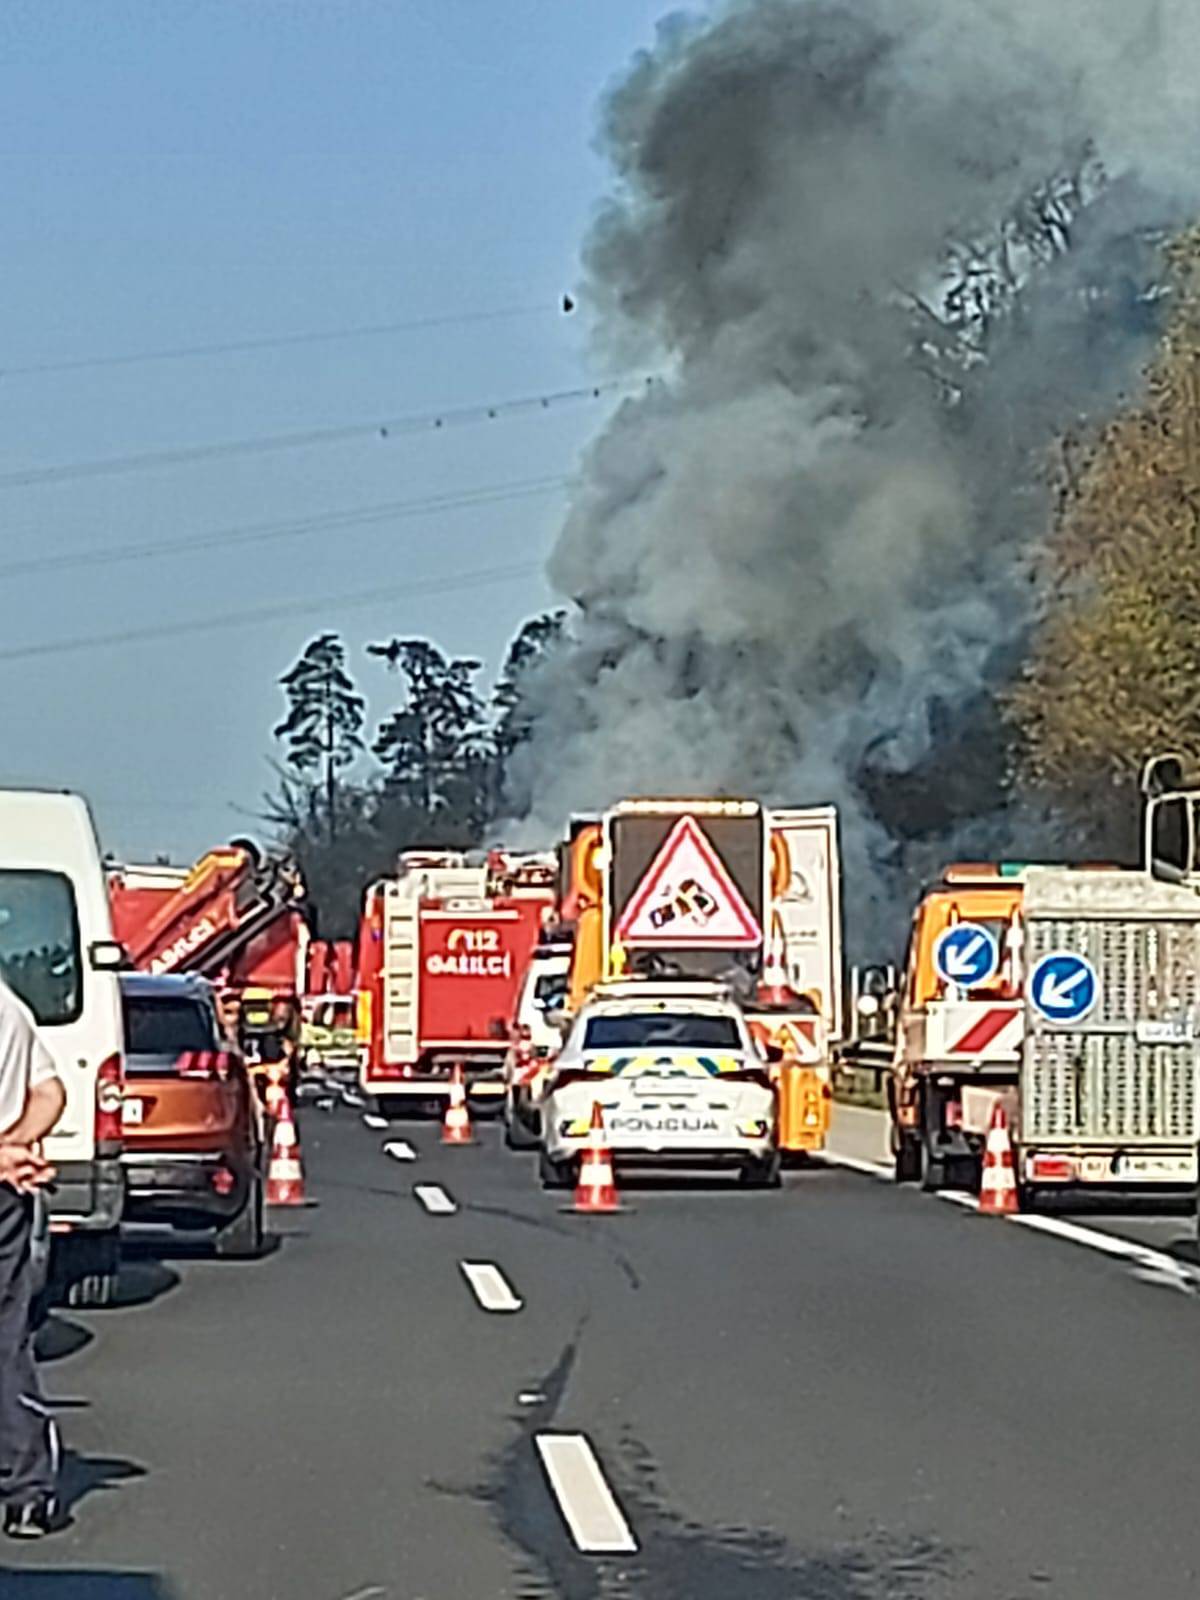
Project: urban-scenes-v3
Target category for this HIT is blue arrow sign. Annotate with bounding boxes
[934,923,1000,989]
[1030,951,1098,1024]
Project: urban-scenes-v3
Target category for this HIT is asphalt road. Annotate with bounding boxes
[10,1103,1200,1599]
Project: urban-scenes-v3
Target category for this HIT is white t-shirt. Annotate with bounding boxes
[0,978,59,1139]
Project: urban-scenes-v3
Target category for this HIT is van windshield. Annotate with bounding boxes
[0,870,82,1026]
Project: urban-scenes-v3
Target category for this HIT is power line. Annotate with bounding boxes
[0,376,645,491]
[0,561,544,663]
[0,301,553,379]
[0,475,566,581]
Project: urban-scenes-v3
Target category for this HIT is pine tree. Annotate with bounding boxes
[274,634,365,842]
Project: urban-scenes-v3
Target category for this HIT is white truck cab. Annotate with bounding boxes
[0,791,125,1305]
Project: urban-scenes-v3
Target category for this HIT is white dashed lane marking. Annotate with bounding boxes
[460,1261,523,1313]
[535,1433,638,1554]
[414,1184,457,1216]
[362,1113,389,1130]
[384,1140,417,1162]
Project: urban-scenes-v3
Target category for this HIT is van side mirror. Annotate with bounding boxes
[89,940,126,972]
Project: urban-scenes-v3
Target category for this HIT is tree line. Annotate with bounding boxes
[268,615,562,933]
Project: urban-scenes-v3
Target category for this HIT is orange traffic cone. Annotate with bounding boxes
[572,1102,620,1213]
[265,1096,307,1206]
[756,913,797,1008]
[441,1064,475,1146]
[979,1103,1019,1215]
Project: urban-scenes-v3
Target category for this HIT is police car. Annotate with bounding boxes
[538,983,780,1188]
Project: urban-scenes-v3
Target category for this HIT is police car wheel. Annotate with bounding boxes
[505,1107,539,1151]
[740,1153,782,1189]
[539,1149,574,1190]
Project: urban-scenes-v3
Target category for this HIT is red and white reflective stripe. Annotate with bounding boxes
[780,1018,821,1063]
[948,1007,1022,1055]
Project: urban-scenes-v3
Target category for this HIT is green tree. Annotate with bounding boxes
[274,634,365,842]
[368,638,491,825]
[1008,229,1200,832]
[492,610,566,762]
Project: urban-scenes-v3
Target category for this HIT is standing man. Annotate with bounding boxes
[0,976,66,1538]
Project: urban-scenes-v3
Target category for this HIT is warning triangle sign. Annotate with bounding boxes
[614,815,762,948]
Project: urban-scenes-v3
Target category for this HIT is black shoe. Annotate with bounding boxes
[4,1496,60,1538]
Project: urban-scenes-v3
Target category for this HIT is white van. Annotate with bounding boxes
[0,791,125,1305]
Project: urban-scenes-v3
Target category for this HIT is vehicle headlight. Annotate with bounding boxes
[559,1118,592,1139]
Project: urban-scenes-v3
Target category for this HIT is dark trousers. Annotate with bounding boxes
[0,1188,55,1505]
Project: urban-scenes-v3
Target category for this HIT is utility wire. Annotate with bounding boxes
[0,561,544,663]
[0,475,566,581]
[0,376,645,491]
[0,301,552,379]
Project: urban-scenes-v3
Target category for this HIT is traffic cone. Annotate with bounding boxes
[979,1103,1019,1215]
[263,1075,288,1120]
[265,1096,307,1206]
[441,1064,475,1146]
[756,913,797,1008]
[572,1102,620,1213]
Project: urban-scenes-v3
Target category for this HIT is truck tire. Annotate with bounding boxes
[887,1080,921,1183]
[917,1084,949,1192]
[539,1149,574,1190]
[919,1136,948,1193]
[214,1176,265,1260]
[61,1230,121,1309]
[892,1132,921,1184]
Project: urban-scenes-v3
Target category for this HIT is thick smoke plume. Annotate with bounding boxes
[505,0,1200,948]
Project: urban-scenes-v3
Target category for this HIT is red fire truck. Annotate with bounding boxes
[356,851,554,1111]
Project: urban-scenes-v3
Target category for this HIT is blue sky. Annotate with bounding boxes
[0,0,696,861]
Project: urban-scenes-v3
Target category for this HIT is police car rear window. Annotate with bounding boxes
[582,1013,741,1049]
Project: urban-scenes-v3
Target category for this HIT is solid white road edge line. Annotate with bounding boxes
[460,1260,523,1313]
[414,1184,457,1216]
[831,1151,1199,1289]
[936,1186,1199,1289]
[535,1434,638,1555]
[1010,1212,1200,1289]
[384,1140,417,1162]
[815,1150,892,1179]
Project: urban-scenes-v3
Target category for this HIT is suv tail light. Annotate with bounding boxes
[95,1053,124,1154]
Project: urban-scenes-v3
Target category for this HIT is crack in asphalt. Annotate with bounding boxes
[428,1324,958,1600]
[464,1201,643,1291]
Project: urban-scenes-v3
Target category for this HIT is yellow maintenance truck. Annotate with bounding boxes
[558,798,843,1159]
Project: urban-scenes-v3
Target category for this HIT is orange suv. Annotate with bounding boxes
[119,972,265,1258]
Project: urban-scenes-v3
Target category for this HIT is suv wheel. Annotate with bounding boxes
[214,1176,265,1260]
